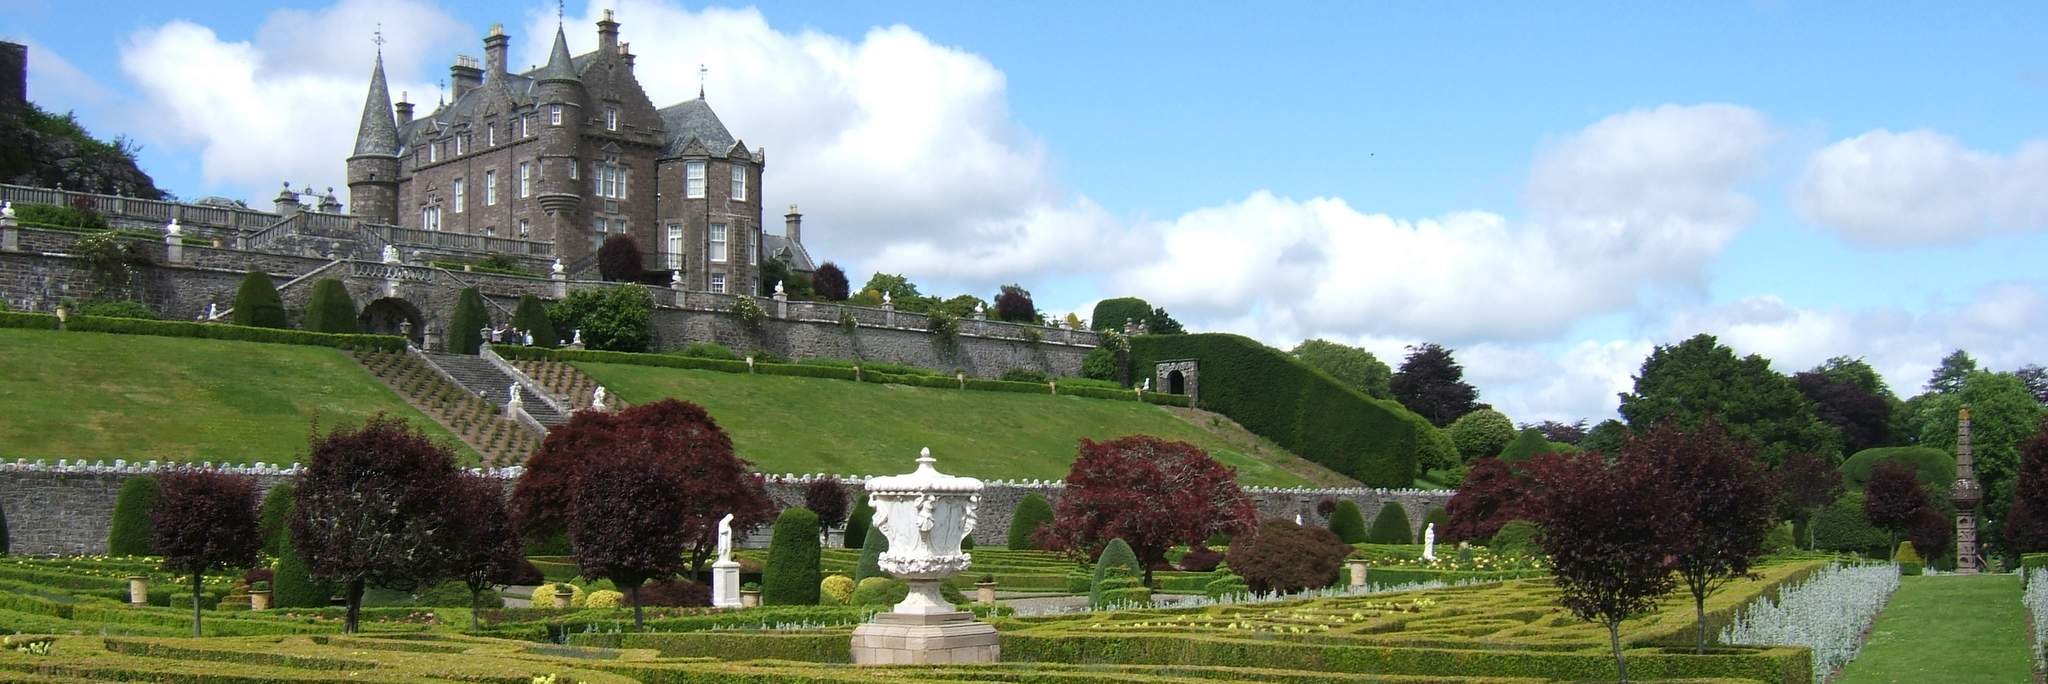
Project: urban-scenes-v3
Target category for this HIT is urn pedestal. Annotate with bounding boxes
[850,449,1000,665]
[711,560,742,608]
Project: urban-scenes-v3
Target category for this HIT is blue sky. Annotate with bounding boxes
[8,1,2047,422]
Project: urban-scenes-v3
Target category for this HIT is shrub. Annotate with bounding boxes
[820,575,855,605]
[512,294,558,348]
[764,508,822,606]
[1365,502,1413,544]
[1203,571,1249,599]
[843,496,873,550]
[597,234,644,282]
[64,316,403,351]
[1224,518,1352,594]
[1420,507,1450,543]
[1764,522,1796,555]
[1448,409,1516,461]
[1498,428,1561,462]
[75,299,156,320]
[230,270,286,329]
[851,577,906,606]
[1178,546,1223,572]
[15,202,107,229]
[1813,491,1891,557]
[1842,446,1954,489]
[257,483,294,557]
[855,522,886,581]
[447,287,488,354]
[1007,493,1053,550]
[271,538,332,608]
[1089,539,1141,606]
[1090,297,1152,332]
[585,590,626,609]
[302,279,358,333]
[108,475,160,556]
[1326,500,1368,544]
[414,580,498,608]
[1129,333,1423,487]
[802,480,850,532]
[680,342,738,360]
[1488,520,1541,557]
[1092,568,1150,608]
[1000,368,1050,384]
[1081,347,1119,382]
[636,578,710,607]
[547,285,655,352]
[811,262,850,302]
[542,582,588,608]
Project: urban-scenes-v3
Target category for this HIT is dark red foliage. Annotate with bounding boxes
[1035,436,1256,584]
[636,577,712,607]
[597,234,644,282]
[1619,419,1779,652]
[803,479,851,530]
[1794,371,1893,455]
[1907,506,1952,562]
[1525,452,1690,681]
[242,568,274,586]
[1864,461,1926,532]
[1223,518,1353,594]
[444,473,527,610]
[152,470,262,633]
[2006,428,2048,553]
[1442,458,1521,542]
[1315,499,1338,517]
[572,448,697,629]
[512,400,775,578]
[1776,452,1843,521]
[506,560,545,586]
[811,262,850,302]
[994,284,1036,323]
[290,415,465,633]
[1178,546,1224,572]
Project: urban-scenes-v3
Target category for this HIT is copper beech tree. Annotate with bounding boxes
[2005,428,2048,553]
[1527,452,1689,684]
[1620,419,1778,654]
[444,472,536,629]
[290,415,465,633]
[151,471,261,637]
[1035,436,1256,585]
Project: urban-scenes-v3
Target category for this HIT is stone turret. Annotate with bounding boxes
[532,25,585,255]
[1953,406,1983,574]
[345,52,401,224]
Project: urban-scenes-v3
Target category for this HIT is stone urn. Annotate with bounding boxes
[1348,561,1369,588]
[551,587,574,610]
[975,580,997,605]
[127,576,149,606]
[740,588,761,608]
[850,448,1000,665]
[249,589,272,611]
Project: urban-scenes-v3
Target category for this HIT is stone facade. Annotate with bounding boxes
[0,463,1454,556]
[1,42,23,117]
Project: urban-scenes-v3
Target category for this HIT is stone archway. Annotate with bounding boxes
[1167,370,1186,395]
[1155,359,1199,408]
[358,297,425,344]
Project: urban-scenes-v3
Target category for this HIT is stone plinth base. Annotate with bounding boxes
[710,560,741,608]
[851,611,999,665]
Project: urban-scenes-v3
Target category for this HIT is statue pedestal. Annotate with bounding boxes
[851,611,1000,665]
[710,560,742,608]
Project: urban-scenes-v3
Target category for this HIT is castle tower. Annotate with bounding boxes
[346,51,401,224]
[1952,406,1983,574]
[532,25,586,260]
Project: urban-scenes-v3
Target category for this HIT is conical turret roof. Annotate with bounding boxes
[536,26,579,82]
[352,53,400,156]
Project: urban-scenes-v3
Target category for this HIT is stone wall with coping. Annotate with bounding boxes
[0,461,1455,556]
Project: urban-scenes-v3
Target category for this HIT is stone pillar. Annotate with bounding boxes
[773,285,789,319]
[1348,561,1368,588]
[712,559,742,608]
[551,259,568,298]
[163,220,184,264]
[128,576,149,605]
[882,297,895,328]
[249,590,271,611]
[1,203,18,252]
[851,449,1000,665]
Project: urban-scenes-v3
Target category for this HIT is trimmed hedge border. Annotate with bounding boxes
[60,316,406,351]
[0,311,60,330]
[494,345,1190,407]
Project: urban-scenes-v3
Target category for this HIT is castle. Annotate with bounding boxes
[348,12,814,293]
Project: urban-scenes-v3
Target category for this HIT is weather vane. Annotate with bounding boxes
[699,64,707,98]
[372,23,385,54]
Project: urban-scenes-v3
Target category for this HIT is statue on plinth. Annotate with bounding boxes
[1422,523,1437,561]
[711,513,742,608]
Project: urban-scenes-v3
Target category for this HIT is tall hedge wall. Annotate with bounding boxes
[1130,333,1421,486]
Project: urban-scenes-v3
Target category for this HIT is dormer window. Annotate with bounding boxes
[730,165,746,201]
[429,143,439,163]
[550,104,563,126]
[685,161,705,198]
[454,136,465,156]
[487,124,495,146]
[519,115,528,137]
[605,107,618,131]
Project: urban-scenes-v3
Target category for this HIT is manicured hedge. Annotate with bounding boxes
[230,270,286,329]
[1842,446,1954,489]
[0,311,58,330]
[1008,493,1054,550]
[1130,333,1422,486]
[1365,502,1413,544]
[63,316,405,351]
[1327,500,1368,544]
[301,279,359,334]
[107,476,160,556]
[2022,553,2048,571]
[1090,539,1140,606]
[763,508,822,606]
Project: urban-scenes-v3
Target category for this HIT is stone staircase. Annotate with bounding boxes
[351,350,542,466]
[507,358,628,413]
[420,352,569,427]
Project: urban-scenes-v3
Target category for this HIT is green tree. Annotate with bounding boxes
[1581,419,1631,455]
[1090,538,1141,605]
[1146,307,1186,335]
[1449,409,1516,461]
[546,285,655,352]
[1291,339,1393,399]
[1326,500,1368,544]
[1925,349,1978,395]
[1616,333,1840,466]
[1007,493,1054,550]
[843,496,873,550]
[257,483,295,557]
[1916,371,2045,543]
[270,537,333,608]
[1499,428,1564,462]
[301,279,359,333]
[230,270,286,329]
[762,507,822,606]
[1090,297,1152,332]
[1814,356,1897,399]
[447,287,489,354]
[511,294,558,347]
[1364,502,1412,544]
[861,273,922,302]
[108,475,160,556]
[855,526,886,582]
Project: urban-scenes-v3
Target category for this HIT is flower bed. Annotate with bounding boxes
[1719,561,1900,682]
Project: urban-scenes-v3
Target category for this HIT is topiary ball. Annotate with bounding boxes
[820,575,856,605]
[1488,520,1541,557]
[851,577,908,606]
[585,590,626,609]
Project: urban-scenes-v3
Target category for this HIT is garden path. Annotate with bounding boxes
[1833,574,2033,683]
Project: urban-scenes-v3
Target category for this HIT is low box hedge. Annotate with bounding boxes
[2022,553,2048,572]
[0,311,60,330]
[62,316,406,351]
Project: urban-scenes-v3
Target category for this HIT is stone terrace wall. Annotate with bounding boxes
[0,461,1454,555]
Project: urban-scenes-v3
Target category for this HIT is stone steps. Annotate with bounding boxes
[508,358,628,414]
[420,352,567,427]
[350,350,542,466]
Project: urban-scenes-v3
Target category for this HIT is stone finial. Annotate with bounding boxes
[882,291,892,305]
[164,218,181,236]
[774,280,785,295]
[552,258,566,275]
[671,270,683,288]
[382,244,400,264]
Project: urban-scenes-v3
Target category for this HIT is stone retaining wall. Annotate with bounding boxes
[0,462,1455,555]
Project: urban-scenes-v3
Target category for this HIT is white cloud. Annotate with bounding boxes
[8,38,112,109]
[1795,129,2048,247]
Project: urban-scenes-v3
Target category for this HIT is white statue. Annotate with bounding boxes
[1295,513,1304,526]
[206,303,218,320]
[671,270,683,288]
[716,513,736,563]
[591,385,608,411]
[164,218,181,236]
[882,291,892,305]
[570,329,583,345]
[774,280,785,295]
[508,383,523,406]
[1142,378,1152,391]
[551,258,565,275]
[523,331,534,345]
[382,245,400,264]
[974,301,985,317]
[1,201,13,219]
[1422,523,1437,561]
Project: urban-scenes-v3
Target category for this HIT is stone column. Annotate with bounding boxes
[551,259,568,299]
[1348,561,1368,588]
[773,283,789,319]
[882,295,896,328]
[1,203,18,252]
[162,219,184,264]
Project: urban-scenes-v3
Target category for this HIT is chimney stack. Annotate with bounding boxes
[394,93,413,127]
[597,9,620,56]
[449,55,482,99]
[620,42,635,71]
[483,24,509,84]
[785,204,802,245]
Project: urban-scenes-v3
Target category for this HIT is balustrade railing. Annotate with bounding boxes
[0,183,281,233]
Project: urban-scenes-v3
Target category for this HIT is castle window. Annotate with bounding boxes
[484,225,496,236]
[452,178,465,213]
[710,273,727,293]
[569,159,578,180]
[748,231,756,265]
[429,143,439,163]
[519,116,528,137]
[665,222,683,270]
[709,223,728,262]
[605,107,618,131]
[550,104,563,126]
[731,165,746,201]
[421,206,442,231]
[686,161,705,198]
[484,170,497,206]
[518,162,531,198]
[455,136,465,156]
[487,124,496,146]
[517,218,530,238]
[594,162,625,199]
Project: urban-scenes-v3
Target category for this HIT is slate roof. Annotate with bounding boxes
[762,233,816,272]
[535,27,578,82]
[656,98,737,157]
[352,54,400,156]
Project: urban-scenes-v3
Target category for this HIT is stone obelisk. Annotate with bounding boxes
[1952,406,1982,575]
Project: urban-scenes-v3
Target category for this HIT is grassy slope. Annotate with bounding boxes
[1835,574,2033,684]
[575,361,1335,487]
[0,328,475,464]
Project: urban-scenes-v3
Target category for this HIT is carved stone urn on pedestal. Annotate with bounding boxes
[850,448,1000,664]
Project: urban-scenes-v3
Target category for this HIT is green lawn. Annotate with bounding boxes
[0,328,474,464]
[575,361,1330,486]
[1835,574,2033,684]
